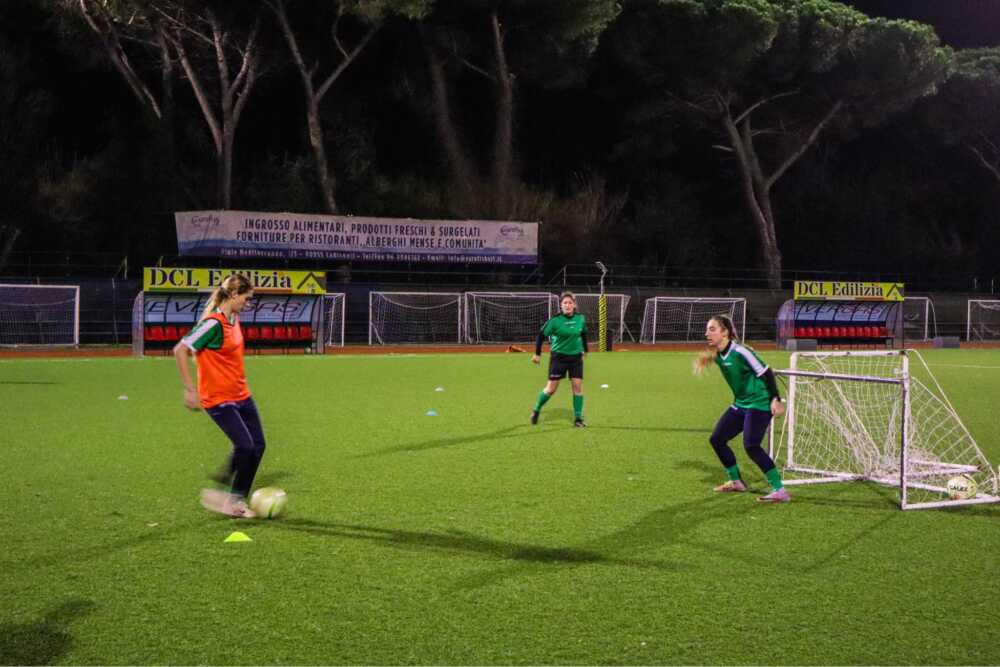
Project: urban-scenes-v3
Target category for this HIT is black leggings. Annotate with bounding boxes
[708,405,776,474]
[206,397,266,497]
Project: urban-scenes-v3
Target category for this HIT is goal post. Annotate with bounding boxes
[464,292,558,344]
[368,292,462,345]
[966,299,1000,341]
[640,297,746,343]
[0,284,80,346]
[770,350,999,510]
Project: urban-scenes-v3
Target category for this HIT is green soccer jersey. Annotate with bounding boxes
[714,341,771,411]
[541,313,586,356]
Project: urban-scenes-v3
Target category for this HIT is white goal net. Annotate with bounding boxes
[464,292,558,344]
[322,293,346,348]
[903,296,937,341]
[640,297,745,343]
[770,350,998,510]
[369,292,462,345]
[573,293,631,344]
[966,299,1000,341]
[0,284,80,346]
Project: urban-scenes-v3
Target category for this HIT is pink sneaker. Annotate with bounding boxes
[713,480,747,492]
[757,487,791,503]
[200,488,257,518]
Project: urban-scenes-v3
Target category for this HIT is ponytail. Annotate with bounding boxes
[200,274,253,320]
[692,313,737,376]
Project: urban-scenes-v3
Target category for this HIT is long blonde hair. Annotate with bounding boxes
[201,273,254,319]
[693,314,738,376]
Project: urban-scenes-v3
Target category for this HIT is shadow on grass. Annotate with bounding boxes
[352,424,561,459]
[270,518,685,575]
[453,495,745,590]
[594,426,713,435]
[0,599,94,665]
[0,381,59,385]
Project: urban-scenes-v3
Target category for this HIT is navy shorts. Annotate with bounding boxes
[548,353,583,380]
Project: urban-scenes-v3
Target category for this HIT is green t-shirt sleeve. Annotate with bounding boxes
[181,318,223,351]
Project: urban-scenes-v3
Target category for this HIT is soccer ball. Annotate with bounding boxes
[945,474,978,500]
[250,487,288,519]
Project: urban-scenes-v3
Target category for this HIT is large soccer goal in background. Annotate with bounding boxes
[903,296,937,341]
[322,293,346,347]
[966,299,1000,341]
[770,350,999,510]
[369,292,462,345]
[640,297,745,343]
[464,292,558,344]
[0,284,80,346]
[573,293,630,344]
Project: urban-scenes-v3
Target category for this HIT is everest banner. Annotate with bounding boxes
[175,210,539,264]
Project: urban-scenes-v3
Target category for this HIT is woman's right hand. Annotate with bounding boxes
[531,354,541,364]
[183,387,201,411]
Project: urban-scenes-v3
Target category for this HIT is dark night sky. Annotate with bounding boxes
[844,0,1000,48]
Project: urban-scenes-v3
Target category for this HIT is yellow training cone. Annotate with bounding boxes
[224,531,252,543]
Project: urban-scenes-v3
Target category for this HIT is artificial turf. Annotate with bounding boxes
[2,349,999,665]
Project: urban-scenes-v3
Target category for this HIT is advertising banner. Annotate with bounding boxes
[175,210,538,264]
[794,281,904,301]
[142,294,318,325]
[143,267,326,294]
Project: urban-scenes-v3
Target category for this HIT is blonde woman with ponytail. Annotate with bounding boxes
[174,274,267,518]
[698,314,790,502]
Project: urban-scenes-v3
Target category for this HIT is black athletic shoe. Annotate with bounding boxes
[530,410,540,425]
[574,418,587,428]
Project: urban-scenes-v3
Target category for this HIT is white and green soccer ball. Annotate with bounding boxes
[945,474,978,501]
[250,486,288,519]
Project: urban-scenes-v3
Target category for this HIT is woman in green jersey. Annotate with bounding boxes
[694,314,790,502]
[531,292,588,427]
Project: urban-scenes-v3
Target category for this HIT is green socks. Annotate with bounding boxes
[534,391,553,412]
[765,467,784,491]
[726,465,742,482]
[572,394,584,419]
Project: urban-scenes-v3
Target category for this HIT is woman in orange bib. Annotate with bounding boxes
[174,274,265,518]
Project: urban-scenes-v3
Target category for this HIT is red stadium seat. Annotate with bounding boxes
[245,326,259,341]
[163,326,178,340]
[274,325,289,340]
[259,326,274,340]
[833,327,844,338]
[804,327,816,338]
[863,326,875,338]
[298,325,313,341]
[177,326,191,338]
[145,326,163,342]
[878,326,889,338]
[794,327,805,338]
[820,327,832,338]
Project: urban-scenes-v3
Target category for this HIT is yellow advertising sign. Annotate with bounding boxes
[143,267,326,294]
[794,281,904,301]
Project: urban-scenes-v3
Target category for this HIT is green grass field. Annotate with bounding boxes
[2,349,1000,665]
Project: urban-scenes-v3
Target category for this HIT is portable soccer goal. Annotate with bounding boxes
[464,292,558,344]
[769,350,999,510]
[966,299,1000,341]
[640,296,746,343]
[322,293,346,347]
[903,296,937,341]
[369,292,462,345]
[0,283,80,346]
